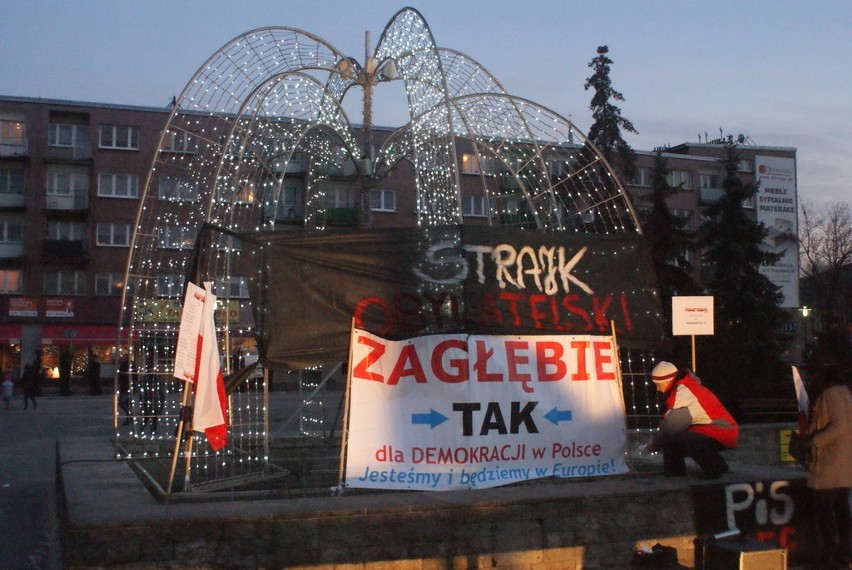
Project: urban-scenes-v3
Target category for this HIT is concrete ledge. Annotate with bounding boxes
[58,432,811,569]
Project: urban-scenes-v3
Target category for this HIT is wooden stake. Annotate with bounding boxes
[336,319,356,491]
[167,379,193,494]
[691,335,697,372]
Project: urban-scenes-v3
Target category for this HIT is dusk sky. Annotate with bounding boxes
[2,0,850,209]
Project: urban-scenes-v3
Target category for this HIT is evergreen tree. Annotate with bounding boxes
[641,151,698,357]
[697,139,790,408]
[584,45,638,179]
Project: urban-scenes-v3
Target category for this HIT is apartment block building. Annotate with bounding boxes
[0,95,797,383]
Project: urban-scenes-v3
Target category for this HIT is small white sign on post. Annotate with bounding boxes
[671,296,714,372]
[672,296,714,336]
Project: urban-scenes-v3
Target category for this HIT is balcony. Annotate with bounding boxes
[272,153,307,175]
[501,176,521,191]
[499,213,537,229]
[318,161,357,178]
[0,243,23,259]
[42,239,89,265]
[45,144,92,162]
[45,192,89,211]
[262,202,304,224]
[324,207,358,227]
[699,187,725,204]
[0,193,25,210]
[0,141,27,158]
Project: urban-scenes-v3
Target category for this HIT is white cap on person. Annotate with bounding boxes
[651,361,678,384]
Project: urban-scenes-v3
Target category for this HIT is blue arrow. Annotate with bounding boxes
[544,407,573,425]
[411,409,448,428]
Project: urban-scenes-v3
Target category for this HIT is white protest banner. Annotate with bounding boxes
[344,328,628,491]
[173,281,206,382]
[672,296,714,336]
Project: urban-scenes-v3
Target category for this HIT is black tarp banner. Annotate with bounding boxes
[243,225,664,369]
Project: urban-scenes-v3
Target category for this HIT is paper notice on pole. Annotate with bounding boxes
[173,281,207,382]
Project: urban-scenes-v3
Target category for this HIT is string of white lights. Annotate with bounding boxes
[114,8,660,492]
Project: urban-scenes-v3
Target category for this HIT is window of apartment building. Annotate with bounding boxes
[0,167,24,194]
[280,185,300,207]
[156,274,183,297]
[95,273,126,296]
[0,118,26,146]
[0,218,23,243]
[462,195,487,217]
[326,186,354,208]
[215,276,249,298]
[461,153,482,175]
[631,167,651,187]
[161,130,198,154]
[262,186,302,221]
[666,170,692,189]
[48,123,88,148]
[0,270,21,293]
[370,188,396,212]
[230,182,256,204]
[156,225,196,249]
[674,249,695,269]
[99,124,139,150]
[496,195,524,215]
[158,176,198,201]
[47,167,88,196]
[44,270,86,295]
[548,160,568,181]
[737,159,753,173]
[46,221,86,241]
[670,209,694,231]
[699,172,722,190]
[96,223,131,247]
[98,172,139,198]
[216,234,242,251]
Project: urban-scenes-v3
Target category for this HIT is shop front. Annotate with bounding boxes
[38,324,128,392]
[0,324,22,380]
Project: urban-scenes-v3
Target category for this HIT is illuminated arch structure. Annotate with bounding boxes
[116,8,661,492]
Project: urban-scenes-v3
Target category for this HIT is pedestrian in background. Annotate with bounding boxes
[21,362,37,410]
[117,353,131,425]
[86,349,102,395]
[805,365,851,569]
[2,370,13,410]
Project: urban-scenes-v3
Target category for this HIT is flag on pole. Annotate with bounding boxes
[191,282,228,450]
[791,365,809,433]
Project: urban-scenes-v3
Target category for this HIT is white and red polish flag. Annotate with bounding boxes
[190,282,228,450]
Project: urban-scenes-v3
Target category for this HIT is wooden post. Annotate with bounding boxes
[167,379,193,494]
[336,319,356,492]
[691,335,697,372]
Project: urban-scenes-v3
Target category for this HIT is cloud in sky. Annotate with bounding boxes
[1,0,850,207]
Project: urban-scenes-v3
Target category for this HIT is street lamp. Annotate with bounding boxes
[797,306,812,364]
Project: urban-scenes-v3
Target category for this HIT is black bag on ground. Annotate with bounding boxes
[631,543,679,568]
[787,430,810,468]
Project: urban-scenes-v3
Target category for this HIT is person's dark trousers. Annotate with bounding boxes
[662,430,728,477]
[812,488,852,567]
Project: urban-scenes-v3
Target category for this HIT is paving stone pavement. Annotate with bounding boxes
[0,391,115,570]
